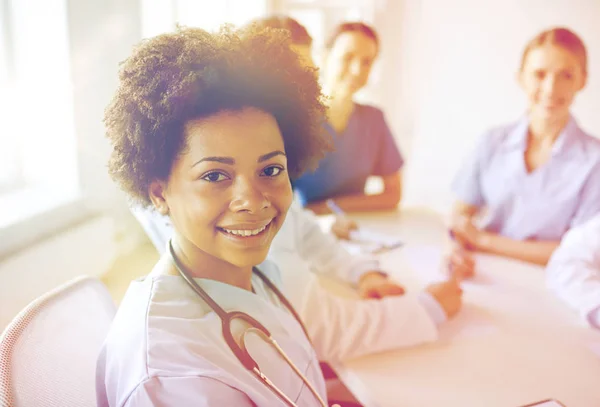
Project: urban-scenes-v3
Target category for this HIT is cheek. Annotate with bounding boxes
[177,186,227,228]
[270,179,293,210]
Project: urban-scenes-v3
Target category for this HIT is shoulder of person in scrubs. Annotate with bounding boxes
[546,213,600,329]
[293,103,404,207]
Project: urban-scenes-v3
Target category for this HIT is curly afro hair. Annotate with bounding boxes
[105,25,330,207]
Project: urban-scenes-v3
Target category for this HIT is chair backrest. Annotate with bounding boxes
[0,276,116,407]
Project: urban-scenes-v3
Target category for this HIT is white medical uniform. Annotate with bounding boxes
[130,203,441,362]
[96,260,327,407]
[269,203,440,361]
[546,214,600,329]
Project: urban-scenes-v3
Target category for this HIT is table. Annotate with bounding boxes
[323,208,600,407]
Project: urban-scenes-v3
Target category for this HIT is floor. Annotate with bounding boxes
[100,241,159,303]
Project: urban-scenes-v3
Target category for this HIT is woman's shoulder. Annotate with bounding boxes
[463,119,527,158]
[354,102,385,119]
[256,258,285,288]
[570,122,600,155]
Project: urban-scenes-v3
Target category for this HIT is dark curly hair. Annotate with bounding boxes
[249,15,312,46]
[105,25,330,207]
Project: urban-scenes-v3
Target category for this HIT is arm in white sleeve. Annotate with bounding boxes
[290,204,382,285]
[546,215,600,329]
[286,269,438,362]
[125,376,254,407]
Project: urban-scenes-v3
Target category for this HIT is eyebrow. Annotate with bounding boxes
[191,150,286,168]
[258,150,286,163]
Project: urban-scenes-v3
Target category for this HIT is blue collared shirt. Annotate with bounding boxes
[293,103,404,205]
[452,115,600,241]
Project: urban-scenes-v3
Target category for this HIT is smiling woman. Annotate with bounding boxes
[448,27,600,274]
[96,26,340,407]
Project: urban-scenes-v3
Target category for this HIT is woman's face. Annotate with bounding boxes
[519,43,586,122]
[155,107,293,269]
[323,31,378,97]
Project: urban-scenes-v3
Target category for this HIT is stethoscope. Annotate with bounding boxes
[168,240,335,407]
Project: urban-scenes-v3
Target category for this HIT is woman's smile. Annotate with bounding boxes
[217,217,277,248]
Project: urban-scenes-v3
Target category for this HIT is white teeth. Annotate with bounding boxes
[222,223,269,237]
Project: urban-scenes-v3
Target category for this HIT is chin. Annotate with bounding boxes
[229,249,270,269]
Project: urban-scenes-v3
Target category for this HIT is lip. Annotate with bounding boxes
[218,219,273,230]
[216,218,276,248]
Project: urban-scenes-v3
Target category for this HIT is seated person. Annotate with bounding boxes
[448,27,600,276]
[546,214,600,330]
[98,25,342,406]
[292,22,404,215]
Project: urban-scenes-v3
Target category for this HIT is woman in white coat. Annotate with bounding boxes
[546,214,600,329]
[98,25,343,407]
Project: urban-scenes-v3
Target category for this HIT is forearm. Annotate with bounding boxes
[477,233,559,265]
[452,201,479,220]
[307,189,401,214]
[302,280,438,362]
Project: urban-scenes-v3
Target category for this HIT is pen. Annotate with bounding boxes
[325,199,345,216]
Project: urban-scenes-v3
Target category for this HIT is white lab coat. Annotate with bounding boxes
[131,203,439,362]
[546,214,600,328]
[269,203,439,362]
[96,260,327,407]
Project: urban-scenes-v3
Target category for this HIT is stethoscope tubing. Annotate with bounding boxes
[168,240,329,407]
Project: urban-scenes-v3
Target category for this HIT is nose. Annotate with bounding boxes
[229,176,270,214]
[349,59,363,77]
[541,74,559,96]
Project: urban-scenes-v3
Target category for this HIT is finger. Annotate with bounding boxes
[359,287,381,300]
[378,284,406,297]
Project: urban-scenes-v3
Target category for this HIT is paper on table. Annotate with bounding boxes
[349,228,403,247]
[402,244,499,341]
[437,303,499,342]
[401,244,448,283]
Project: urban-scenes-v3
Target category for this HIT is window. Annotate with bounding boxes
[142,0,269,38]
[276,0,376,49]
[0,0,81,253]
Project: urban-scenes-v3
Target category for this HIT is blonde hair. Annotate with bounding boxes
[520,27,587,76]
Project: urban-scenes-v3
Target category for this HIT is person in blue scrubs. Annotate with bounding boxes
[293,22,404,215]
[448,27,600,275]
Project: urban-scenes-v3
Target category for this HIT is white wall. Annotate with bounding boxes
[0,216,116,329]
[0,0,145,330]
[372,0,600,213]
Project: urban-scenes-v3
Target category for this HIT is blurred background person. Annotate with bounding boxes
[293,22,404,215]
[546,213,600,330]
[448,27,600,278]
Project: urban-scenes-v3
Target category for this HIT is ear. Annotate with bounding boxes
[516,69,525,89]
[578,71,588,91]
[149,180,170,215]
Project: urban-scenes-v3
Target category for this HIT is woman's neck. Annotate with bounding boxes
[326,91,355,133]
[168,235,253,291]
[528,111,570,144]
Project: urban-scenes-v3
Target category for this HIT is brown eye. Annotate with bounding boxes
[261,165,284,177]
[535,70,545,80]
[201,171,229,183]
[561,71,573,80]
